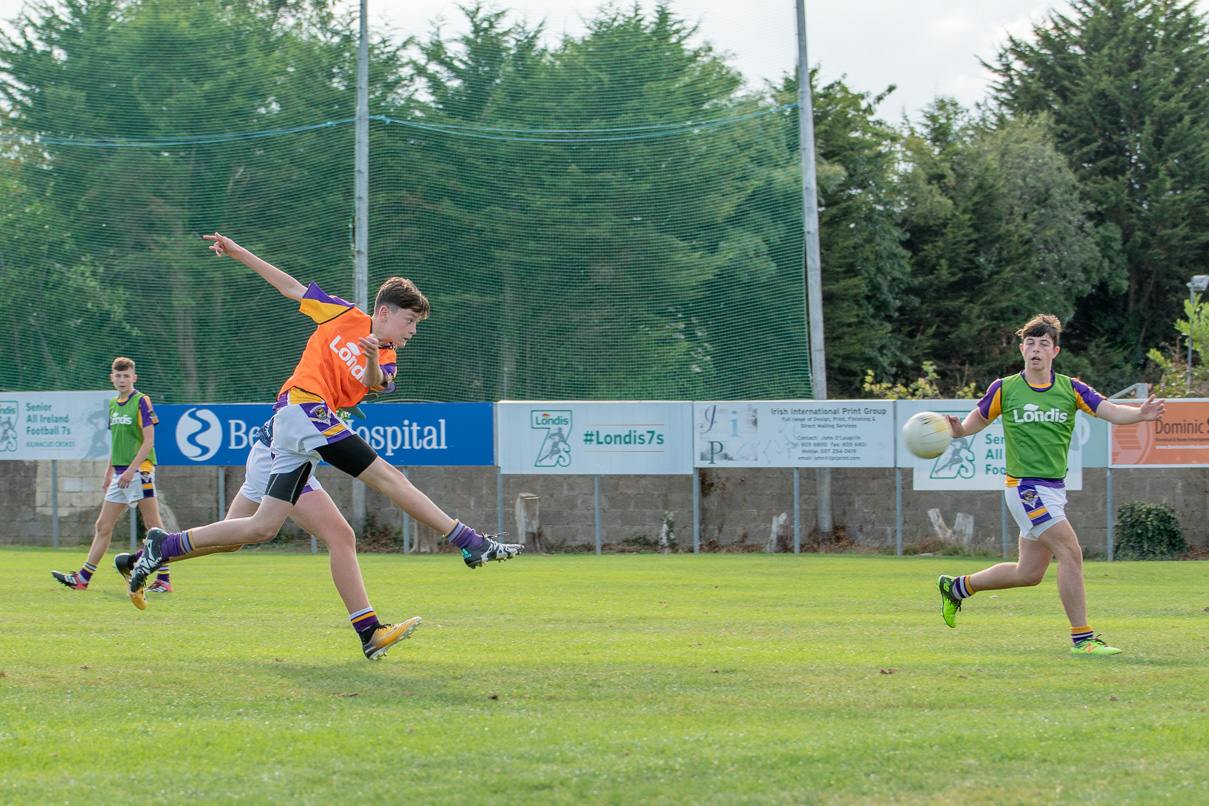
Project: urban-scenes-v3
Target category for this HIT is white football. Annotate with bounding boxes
[902,411,953,459]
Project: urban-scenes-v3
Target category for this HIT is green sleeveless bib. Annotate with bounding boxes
[109,391,156,467]
[999,373,1077,479]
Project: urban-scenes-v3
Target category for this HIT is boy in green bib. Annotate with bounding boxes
[52,357,172,593]
[935,315,1165,655]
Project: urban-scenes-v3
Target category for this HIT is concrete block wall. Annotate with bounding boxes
[8,460,1207,554]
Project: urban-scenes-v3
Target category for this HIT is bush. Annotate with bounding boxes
[1115,502,1188,560]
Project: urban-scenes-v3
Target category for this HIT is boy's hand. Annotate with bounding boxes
[941,413,965,438]
[203,232,238,258]
[117,467,136,489]
[359,334,381,361]
[1138,395,1166,421]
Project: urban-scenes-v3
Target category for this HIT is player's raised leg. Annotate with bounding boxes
[966,537,1054,591]
[938,537,1052,628]
[354,456,522,568]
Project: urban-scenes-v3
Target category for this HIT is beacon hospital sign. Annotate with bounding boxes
[155,403,494,467]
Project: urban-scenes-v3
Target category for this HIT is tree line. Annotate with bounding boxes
[1,0,1206,403]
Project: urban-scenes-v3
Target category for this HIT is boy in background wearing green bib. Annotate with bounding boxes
[52,357,172,593]
[935,315,1165,655]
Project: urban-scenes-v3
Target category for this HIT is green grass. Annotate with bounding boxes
[2,548,1207,804]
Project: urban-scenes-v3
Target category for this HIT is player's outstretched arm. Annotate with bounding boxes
[1095,395,1166,425]
[203,232,306,301]
[943,409,989,439]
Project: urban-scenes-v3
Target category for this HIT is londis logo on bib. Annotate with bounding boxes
[1011,403,1068,424]
[329,335,365,379]
[111,413,134,426]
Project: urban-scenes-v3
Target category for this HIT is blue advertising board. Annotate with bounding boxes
[156,402,494,467]
[348,402,494,466]
[155,404,274,467]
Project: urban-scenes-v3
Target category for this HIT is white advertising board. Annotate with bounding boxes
[897,399,1087,491]
[693,401,895,468]
[0,391,113,461]
[497,401,693,475]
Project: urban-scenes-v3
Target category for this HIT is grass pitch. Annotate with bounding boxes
[2,547,1207,804]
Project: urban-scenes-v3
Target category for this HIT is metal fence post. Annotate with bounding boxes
[692,470,700,554]
[793,467,801,554]
[594,474,601,555]
[51,460,59,549]
[217,465,226,520]
[496,466,504,537]
[895,467,902,556]
[402,467,410,555]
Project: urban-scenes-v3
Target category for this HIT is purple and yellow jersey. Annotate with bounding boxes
[976,372,1103,483]
[275,283,397,412]
[109,390,157,470]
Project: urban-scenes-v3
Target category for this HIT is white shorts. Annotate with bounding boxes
[104,468,156,507]
[267,402,353,478]
[1004,480,1068,540]
[238,439,325,505]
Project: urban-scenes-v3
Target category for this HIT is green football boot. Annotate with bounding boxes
[1071,635,1121,656]
[937,575,962,628]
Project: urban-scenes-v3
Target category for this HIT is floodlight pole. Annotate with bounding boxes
[1186,275,1209,393]
[795,0,832,539]
[1189,283,1194,394]
[355,0,369,310]
[352,0,370,532]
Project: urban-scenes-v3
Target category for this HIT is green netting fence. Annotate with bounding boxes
[0,0,810,405]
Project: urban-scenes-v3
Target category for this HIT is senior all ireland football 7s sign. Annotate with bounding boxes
[0,391,113,460]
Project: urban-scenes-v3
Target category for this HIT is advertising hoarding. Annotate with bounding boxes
[0,391,113,461]
[155,402,494,466]
[1111,399,1209,467]
[692,401,895,468]
[498,401,693,475]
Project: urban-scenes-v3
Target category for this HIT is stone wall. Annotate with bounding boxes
[7,460,1207,554]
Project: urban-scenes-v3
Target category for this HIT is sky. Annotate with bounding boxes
[360,0,1069,118]
[1,0,1205,120]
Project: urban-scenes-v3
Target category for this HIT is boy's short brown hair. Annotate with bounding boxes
[111,356,135,373]
[375,277,430,319]
[1017,314,1061,345]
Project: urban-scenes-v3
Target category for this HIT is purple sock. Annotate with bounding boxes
[350,607,380,635]
[160,531,193,560]
[445,521,484,549]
